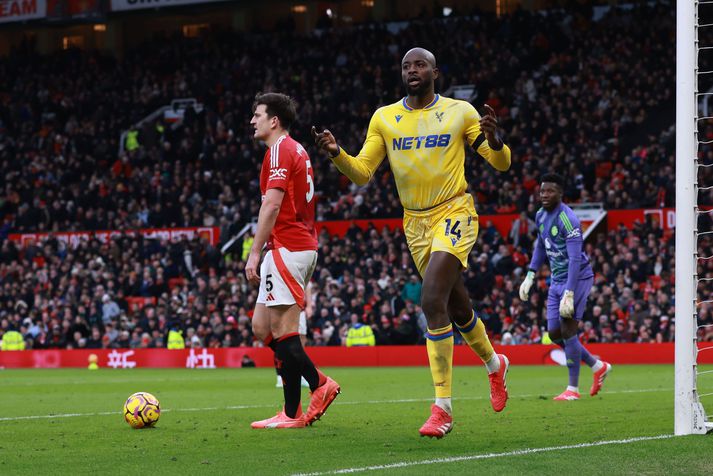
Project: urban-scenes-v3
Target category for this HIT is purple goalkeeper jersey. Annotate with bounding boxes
[529,203,593,291]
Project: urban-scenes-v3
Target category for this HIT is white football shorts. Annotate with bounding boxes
[256,248,317,309]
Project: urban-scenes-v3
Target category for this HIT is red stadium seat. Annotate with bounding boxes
[126,297,157,315]
[596,162,613,178]
[169,278,186,290]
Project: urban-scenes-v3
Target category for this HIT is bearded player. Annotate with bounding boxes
[313,48,510,438]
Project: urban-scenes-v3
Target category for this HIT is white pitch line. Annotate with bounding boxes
[0,387,671,423]
[292,434,676,476]
[0,411,118,421]
[3,376,229,387]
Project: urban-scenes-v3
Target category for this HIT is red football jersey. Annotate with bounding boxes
[260,134,317,251]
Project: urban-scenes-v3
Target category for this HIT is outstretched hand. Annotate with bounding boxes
[480,104,502,149]
[311,126,340,157]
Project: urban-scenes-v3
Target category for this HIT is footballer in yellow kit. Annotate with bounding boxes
[313,47,512,438]
[323,91,511,274]
[333,93,510,274]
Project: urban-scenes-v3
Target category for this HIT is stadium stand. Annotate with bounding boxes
[0,3,685,348]
[0,213,681,349]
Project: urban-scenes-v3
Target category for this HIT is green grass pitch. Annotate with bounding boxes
[0,364,712,475]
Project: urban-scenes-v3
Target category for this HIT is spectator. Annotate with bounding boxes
[345,314,375,347]
[401,274,422,305]
[102,294,121,324]
[509,211,537,250]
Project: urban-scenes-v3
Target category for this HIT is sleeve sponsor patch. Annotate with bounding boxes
[566,228,581,239]
[269,167,288,181]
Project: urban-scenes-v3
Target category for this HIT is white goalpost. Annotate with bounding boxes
[675,0,712,435]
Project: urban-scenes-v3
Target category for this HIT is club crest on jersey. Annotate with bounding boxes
[395,115,402,123]
[551,226,559,237]
[269,168,287,180]
[435,111,444,122]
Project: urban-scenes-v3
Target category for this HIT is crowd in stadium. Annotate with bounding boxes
[0,2,689,349]
[0,4,675,234]
[0,209,692,350]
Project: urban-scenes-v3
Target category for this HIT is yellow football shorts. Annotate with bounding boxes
[403,193,479,276]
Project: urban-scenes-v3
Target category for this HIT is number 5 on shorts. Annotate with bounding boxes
[265,274,273,292]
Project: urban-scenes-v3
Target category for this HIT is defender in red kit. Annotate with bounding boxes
[245,93,340,429]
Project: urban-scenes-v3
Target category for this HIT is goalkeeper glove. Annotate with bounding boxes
[519,271,535,301]
[559,290,575,318]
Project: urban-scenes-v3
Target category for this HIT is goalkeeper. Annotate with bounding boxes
[519,173,612,400]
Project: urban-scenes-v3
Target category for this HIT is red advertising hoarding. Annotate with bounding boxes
[607,208,676,231]
[0,343,708,369]
[0,0,46,23]
[46,0,101,18]
[4,208,677,252]
[8,226,220,248]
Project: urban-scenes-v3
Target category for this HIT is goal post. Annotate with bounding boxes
[675,0,711,436]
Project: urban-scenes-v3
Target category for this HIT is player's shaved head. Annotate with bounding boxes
[401,47,439,98]
[402,48,437,67]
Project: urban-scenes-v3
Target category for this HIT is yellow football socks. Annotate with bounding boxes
[425,324,454,398]
[455,312,496,363]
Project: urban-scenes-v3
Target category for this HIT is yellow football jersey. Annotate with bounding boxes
[330,94,511,211]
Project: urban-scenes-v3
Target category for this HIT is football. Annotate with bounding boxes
[123,392,161,429]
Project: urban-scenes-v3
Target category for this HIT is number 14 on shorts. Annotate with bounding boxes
[444,218,461,240]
